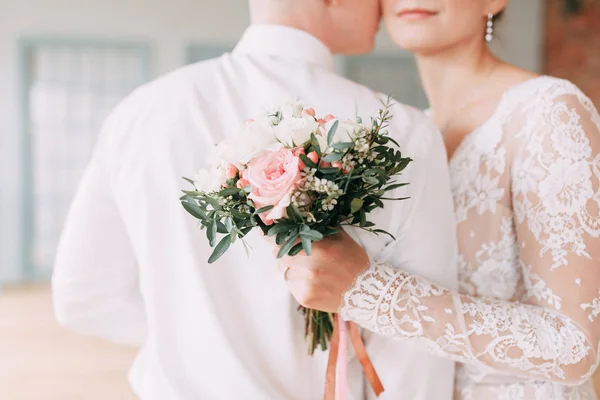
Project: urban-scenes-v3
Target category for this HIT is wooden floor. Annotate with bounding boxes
[1,286,599,400]
[0,285,137,400]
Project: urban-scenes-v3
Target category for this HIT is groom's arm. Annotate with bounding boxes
[52,109,147,347]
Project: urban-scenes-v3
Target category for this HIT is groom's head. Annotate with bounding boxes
[249,0,381,55]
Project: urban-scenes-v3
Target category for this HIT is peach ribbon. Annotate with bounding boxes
[324,315,384,400]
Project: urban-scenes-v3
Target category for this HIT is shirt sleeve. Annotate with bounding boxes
[52,104,147,346]
[342,91,600,385]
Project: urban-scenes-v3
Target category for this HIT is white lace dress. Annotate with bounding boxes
[341,76,600,399]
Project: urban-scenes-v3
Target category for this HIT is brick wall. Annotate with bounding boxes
[545,0,600,105]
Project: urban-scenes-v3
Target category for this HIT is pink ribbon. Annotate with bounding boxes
[335,315,348,400]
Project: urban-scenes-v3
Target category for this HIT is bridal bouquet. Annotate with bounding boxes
[181,100,411,356]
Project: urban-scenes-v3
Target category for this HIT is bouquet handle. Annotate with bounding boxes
[324,316,384,400]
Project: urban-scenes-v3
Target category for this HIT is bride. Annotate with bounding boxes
[275,0,600,398]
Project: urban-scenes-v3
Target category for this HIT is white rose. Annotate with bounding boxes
[274,114,319,148]
[220,118,281,165]
[194,167,226,193]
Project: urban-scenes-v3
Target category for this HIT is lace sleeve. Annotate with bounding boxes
[341,90,600,385]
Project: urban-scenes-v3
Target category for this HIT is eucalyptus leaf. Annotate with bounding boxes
[286,205,304,222]
[327,120,339,146]
[299,154,317,169]
[351,198,364,214]
[322,152,343,163]
[299,230,324,241]
[330,141,352,150]
[301,236,312,256]
[255,205,275,215]
[207,220,217,247]
[277,233,299,259]
[289,243,305,256]
[181,200,206,220]
[208,235,232,263]
[220,187,240,197]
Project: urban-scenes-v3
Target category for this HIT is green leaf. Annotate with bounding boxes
[299,154,317,169]
[217,222,228,234]
[373,229,396,241]
[286,205,304,222]
[224,217,234,232]
[310,133,322,156]
[322,152,343,163]
[229,228,237,244]
[360,209,367,227]
[277,233,299,258]
[383,183,409,192]
[289,242,305,256]
[231,209,250,219]
[267,222,297,237]
[327,120,339,146]
[299,230,324,241]
[351,198,364,214]
[318,167,341,175]
[207,220,217,246]
[330,141,352,150]
[208,235,232,263]
[182,177,196,186]
[220,187,241,197]
[276,231,287,246]
[255,205,275,215]
[301,236,313,256]
[181,199,207,220]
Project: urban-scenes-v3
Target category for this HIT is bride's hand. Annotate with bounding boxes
[270,230,370,313]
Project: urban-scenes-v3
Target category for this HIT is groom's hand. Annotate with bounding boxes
[272,230,370,313]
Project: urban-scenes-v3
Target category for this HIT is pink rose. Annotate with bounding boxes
[246,148,302,225]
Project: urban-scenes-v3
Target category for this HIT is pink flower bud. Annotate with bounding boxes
[307,151,319,164]
[321,161,332,168]
[317,119,327,125]
[236,178,250,189]
[226,163,239,180]
[303,108,316,117]
[332,161,343,170]
[292,147,306,157]
[323,114,335,122]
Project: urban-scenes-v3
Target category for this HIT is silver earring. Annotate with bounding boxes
[485,13,494,43]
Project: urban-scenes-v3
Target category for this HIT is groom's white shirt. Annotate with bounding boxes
[52,25,457,400]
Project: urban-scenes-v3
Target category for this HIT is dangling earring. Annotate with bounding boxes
[485,13,494,43]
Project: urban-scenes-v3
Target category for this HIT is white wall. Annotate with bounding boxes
[0,0,544,283]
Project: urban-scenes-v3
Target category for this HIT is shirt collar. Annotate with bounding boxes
[233,24,335,72]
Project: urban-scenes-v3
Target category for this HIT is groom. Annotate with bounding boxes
[52,0,457,399]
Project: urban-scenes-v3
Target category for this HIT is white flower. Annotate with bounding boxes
[323,118,365,146]
[194,167,226,193]
[219,118,281,165]
[274,114,318,147]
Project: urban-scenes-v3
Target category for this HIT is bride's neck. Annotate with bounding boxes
[416,40,500,119]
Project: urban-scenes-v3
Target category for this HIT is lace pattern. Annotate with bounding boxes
[341,77,600,399]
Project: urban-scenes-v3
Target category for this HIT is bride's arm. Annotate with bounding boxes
[341,92,600,385]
